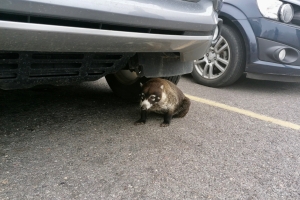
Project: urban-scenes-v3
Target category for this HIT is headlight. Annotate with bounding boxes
[257,0,294,23]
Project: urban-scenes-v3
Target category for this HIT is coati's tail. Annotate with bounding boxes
[173,97,191,118]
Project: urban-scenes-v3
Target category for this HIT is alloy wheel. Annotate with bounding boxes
[194,36,231,79]
[114,70,139,85]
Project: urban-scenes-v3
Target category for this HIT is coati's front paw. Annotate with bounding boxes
[134,120,145,125]
[160,122,170,127]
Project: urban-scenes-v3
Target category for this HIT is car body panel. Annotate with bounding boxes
[0,0,218,61]
[0,0,217,32]
[223,0,261,18]
[284,0,300,6]
[0,21,212,62]
[220,0,300,79]
[219,4,258,65]
[0,0,220,89]
[249,18,300,51]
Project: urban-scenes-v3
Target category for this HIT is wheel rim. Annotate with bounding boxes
[114,70,139,85]
[194,36,231,79]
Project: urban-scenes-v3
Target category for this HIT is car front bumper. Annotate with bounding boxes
[0,21,213,62]
[0,0,219,62]
[246,18,300,80]
[0,0,220,89]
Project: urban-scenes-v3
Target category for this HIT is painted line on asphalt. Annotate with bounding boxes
[185,94,300,130]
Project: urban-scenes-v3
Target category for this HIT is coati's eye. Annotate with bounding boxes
[150,95,156,101]
[140,93,145,100]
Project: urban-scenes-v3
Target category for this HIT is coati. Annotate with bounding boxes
[134,78,191,127]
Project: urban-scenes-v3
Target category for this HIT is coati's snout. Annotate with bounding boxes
[140,92,161,110]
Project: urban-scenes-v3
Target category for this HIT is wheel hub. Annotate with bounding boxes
[207,51,216,62]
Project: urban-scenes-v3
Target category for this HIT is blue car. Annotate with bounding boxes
[192,0,300,87]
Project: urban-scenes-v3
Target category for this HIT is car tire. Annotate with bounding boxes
[105,70,180,102]
[192,24,245,87]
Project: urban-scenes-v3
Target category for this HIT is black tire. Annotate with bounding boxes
[162,76,180,85]
[105,71,180,102]
[191,24,245,87]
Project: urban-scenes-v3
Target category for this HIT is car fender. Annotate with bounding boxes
[219,3,259,70]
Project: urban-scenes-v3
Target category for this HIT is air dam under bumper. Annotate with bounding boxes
[247,37,300,78]
[0,21,213,62]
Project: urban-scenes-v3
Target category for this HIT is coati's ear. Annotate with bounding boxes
[140,82,143,87]
[160,85,164,90]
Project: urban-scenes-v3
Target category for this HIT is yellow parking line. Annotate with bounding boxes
[185,94,300,130]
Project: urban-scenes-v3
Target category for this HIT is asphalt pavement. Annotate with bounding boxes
[1,75,300,199]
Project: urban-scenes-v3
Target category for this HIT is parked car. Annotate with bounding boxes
[0,0,222,101]
[192,0,300,87]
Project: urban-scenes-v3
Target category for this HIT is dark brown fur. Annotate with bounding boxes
[135,78,190,127]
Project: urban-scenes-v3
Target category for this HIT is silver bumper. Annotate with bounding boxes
[0,21,212,61]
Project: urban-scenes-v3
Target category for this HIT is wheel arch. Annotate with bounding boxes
[219,3,258,71]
